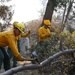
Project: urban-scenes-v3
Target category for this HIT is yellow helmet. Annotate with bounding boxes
[13,21,18,26]
[44,20,51,26]
[14,23,25,32]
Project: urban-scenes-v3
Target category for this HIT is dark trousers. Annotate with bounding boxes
[0,47,10,71]
[7,40,20,67]
[36,41,45,62]
[7,47,17,67]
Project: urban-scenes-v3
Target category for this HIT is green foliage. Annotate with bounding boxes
[30,29,75,75]
[0,6,8,20]
[0,0,13,26]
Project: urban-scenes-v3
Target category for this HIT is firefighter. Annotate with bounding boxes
[0,22,32,71]
[31,20,51,64]
[38,19,51,45]
[37,20,51,62]
[7,21,30,68]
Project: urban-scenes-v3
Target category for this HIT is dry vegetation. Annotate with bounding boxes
[26,19,42,46]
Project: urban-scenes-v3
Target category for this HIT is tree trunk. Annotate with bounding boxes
[41,0,57,26]
[64,0,74,24]
[62,5,66,24]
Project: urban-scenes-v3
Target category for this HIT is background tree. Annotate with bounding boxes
[41,0,71,27]
[61,0,74,31]
[0,0,14,31]
[41,0,57,26]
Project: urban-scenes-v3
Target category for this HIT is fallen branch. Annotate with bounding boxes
[0,49,75,75]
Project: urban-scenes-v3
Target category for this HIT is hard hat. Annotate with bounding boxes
[14,23,25,32]
[13,21,18,26]
[44,20,51,26]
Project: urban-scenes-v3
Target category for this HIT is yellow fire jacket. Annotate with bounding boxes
[38,26,51,42]
[0,29,30,61]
